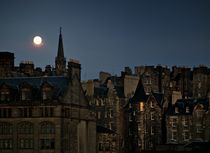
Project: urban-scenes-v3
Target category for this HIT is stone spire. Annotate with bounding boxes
[55,27,66,75]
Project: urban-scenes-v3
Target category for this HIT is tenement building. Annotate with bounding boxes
[0,30,96,153]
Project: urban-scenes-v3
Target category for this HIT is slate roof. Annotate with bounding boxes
[130,79,147,104]
[150,92,164,107]
[0,76,69,100]
[94,86,108,97]
[167,98,209,115]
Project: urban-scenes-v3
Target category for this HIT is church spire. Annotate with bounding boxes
[57,27,64,57]
[55,27,66,75]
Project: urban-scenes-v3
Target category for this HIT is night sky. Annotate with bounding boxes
[0,0,209,80]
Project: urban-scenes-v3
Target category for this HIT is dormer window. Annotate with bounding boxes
[42,87,52,100]
[0,84,11,102]
[0,91,10,101]
[20,82,32,101]
[21,88,31,101]
[41,82,53,101]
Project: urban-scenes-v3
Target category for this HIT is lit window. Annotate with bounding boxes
[139,102,144,112]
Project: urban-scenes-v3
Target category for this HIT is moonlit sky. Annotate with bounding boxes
[0,0,209,80]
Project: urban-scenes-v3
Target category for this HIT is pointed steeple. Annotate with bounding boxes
[55,27,66,76]
[57,27,64,57]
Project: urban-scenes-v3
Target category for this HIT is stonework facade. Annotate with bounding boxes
[0,30,96,153]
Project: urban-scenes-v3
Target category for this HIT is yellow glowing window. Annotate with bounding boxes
[139,102,144,112]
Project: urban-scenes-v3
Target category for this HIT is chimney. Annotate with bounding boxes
[68,59,81,81]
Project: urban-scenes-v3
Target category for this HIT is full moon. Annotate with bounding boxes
[33,36,42,46]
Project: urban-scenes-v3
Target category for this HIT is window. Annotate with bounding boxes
[175,107,179,114]
[40,139,55,149]
[19,138,33,149]
[101,99,104,106]
[109,122,114,130]
[17,122,33,134]
[0,139,13,149]
[0,91,10,101]
[96,99,99,106]
[42,87,52,100]
[40,107,54,117]
[19,108,32,117]
[183,118,189,127]
[150,101,155,108]
[196,124,203,133]
[139,102,144,112]
[129,114,132,122]
[21,88,31,101]
[109,109,113,118]
[104,111,107,118]
[0,108,12,118]
[150,112,154,120]
[171,131,177,141]
[40,122,55,134]
[64,108,70,117]
[0,122,13,135]
[186,107,190,113]
[151,126,154,135]
[97,112,101,119]
[183,131,190,141]
[171,118,177,128]
[98,142,103,151]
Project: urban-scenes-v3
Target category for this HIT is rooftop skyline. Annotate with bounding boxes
[0,0,209,79]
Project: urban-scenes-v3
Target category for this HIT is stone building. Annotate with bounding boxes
[134,65,170,96]
[0,52,14,77]
[83,76,124,153]
[126,78,165,152]
[170,66,193,98]
[166,98,209,144]
[19,61,35,76]
[192,66,209,98]
[0,30,96,153]
[97,126,117,153]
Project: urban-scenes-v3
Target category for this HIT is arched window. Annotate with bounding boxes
[17,122,33,134]
[0,122,13,135]
[40,122,55,134]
